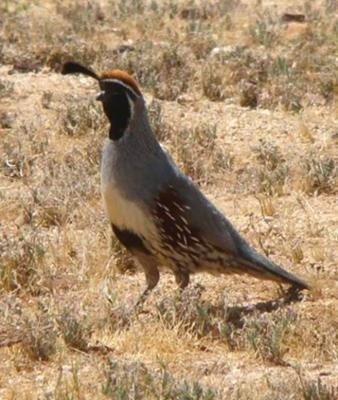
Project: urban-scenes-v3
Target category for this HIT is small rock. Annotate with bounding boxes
[177,93,195,105]
[114,41,135,54]
[0,112,15,129]
[281,13,306,23]
[210,45,236,58]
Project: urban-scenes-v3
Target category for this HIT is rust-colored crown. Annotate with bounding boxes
[101,69,141,96]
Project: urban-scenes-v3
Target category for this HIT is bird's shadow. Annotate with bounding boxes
[216,286,305,329]
[155,283,306,336]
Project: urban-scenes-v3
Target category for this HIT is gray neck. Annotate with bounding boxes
[102,96,175,204]
[114,97,162,159]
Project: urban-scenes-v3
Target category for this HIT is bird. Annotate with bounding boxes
[62,61,309,303]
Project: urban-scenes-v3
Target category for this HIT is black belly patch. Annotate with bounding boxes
[111,224,150,254]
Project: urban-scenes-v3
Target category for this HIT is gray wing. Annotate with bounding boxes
[165,172,309,289]
[173,174,245,254]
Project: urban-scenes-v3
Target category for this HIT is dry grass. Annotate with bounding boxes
[0,0,337,399]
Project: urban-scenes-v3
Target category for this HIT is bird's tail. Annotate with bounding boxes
[239,244,309,290]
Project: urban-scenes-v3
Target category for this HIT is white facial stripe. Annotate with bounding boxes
[127,94,134,121]
[101,78,139,98]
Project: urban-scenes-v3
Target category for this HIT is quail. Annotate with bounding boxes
[62,62,309,302]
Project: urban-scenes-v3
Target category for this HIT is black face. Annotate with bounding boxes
[98,80,136,141]
[61,62,139,141]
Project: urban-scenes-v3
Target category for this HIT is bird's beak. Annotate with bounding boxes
[96,90,105,101]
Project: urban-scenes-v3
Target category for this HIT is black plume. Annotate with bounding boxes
[62,62,99,80]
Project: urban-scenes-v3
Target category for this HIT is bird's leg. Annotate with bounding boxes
[135,263,160,308]
[174,269,190,291]
[135,286,153,307]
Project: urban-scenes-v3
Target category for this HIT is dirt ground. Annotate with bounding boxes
[0,1,337,399]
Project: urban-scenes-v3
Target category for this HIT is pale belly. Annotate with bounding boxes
[101,181,238,276]
[101,180,157,240]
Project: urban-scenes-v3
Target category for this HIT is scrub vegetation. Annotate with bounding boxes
[0,0,337,398]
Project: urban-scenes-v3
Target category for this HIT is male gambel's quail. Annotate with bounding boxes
[62,62,309,301]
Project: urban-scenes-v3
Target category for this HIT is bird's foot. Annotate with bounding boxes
[134,287,153,313]
[173,282,205,306]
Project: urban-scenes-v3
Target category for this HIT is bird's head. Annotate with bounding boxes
[62,62,142,141]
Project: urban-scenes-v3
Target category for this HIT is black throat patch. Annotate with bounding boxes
[104,90,131,141]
